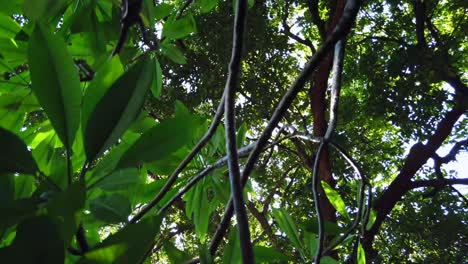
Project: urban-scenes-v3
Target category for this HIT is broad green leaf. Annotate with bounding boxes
[223,228,241,264]
[28,23,81,150]
[163,241,192,264]
[23,0,69,21]
[117,105,200,168]
[236,122,248,148]
[188,183,210,242]
[321,256,339,264]
[14,174,35,199]
[0,127,38,175]
[154,3,173,20]
[0,13,21,39]
[83,56,154,161]
[321,180,349,219]
[304,232,318,258]
[0,216,64,264]
[82,53,124,129]
[77,244,127,264]
[197,0,219,13]
[253,246,289,263]
[0,0,23,16]
[365,209,377,231]
[92,168,141,191]
[162,14,196,40]
[46,181,86,245]
[160,41,187,64]
[199,244,213,264]
[301,219,345,236]
[90,194,132,224]
[272,208,304,255]
[357,243,366,264]
[151,58,163,98]
[0,197,41,230]
[79,216,161,264]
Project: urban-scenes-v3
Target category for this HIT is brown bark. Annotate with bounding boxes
[362,106,466,256]
[307,0,347,223]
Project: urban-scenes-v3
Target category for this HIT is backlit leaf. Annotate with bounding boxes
[28,23,81,150]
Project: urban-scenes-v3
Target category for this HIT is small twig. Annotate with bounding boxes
[157,144,256,215]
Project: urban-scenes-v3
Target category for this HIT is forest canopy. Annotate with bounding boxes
[0,0,467,263]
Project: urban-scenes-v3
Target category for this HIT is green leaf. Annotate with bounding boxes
[187,182,210,242]
[0,13,21,39]
[321,256,339,264]
[0,216,64,264]
[357,242,366,264]
[160,41,187,64]
[92,168,141,191]
[272,208,304,255]
[162,14,196,40]
[253,246,289,263]
[236,122,247,148]
[117,105,200,168]
[154,3,173,20]
[46,181,86,245]
[321,180,349,219]
[223,228,241,264]
[365,209,377,231]
[151,58,163,98]
[23,0,68,21]
[0,197,41,231]
[77,244,127,264]
[89,194,132,224]
[82,56,124,130]
[163,241,192,264]
[83,56,154,161]
[0,127,38,175]
[197,0,219,13]
[304,232,318,258]
[79,216,161,264]
[28,23,81,150]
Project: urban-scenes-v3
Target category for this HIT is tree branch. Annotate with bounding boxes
[363,105,467,255]
[208,0,360,259]
[223,0,253,261]
[307,0,326,39]
[408,178,468,189]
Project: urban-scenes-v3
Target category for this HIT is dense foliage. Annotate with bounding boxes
[0,0,467,263]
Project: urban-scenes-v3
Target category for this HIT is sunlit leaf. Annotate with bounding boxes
[83,56,154,161]
[117,104,201,168]
[162,14,197,40]
[357,242,366,264]
[28,23,81,150]
[272,208,305,256]
[79,216,161,264]
[321,180,349,219]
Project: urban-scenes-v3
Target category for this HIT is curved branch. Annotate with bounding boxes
[223,0,253,261]
[208,0,360,259]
